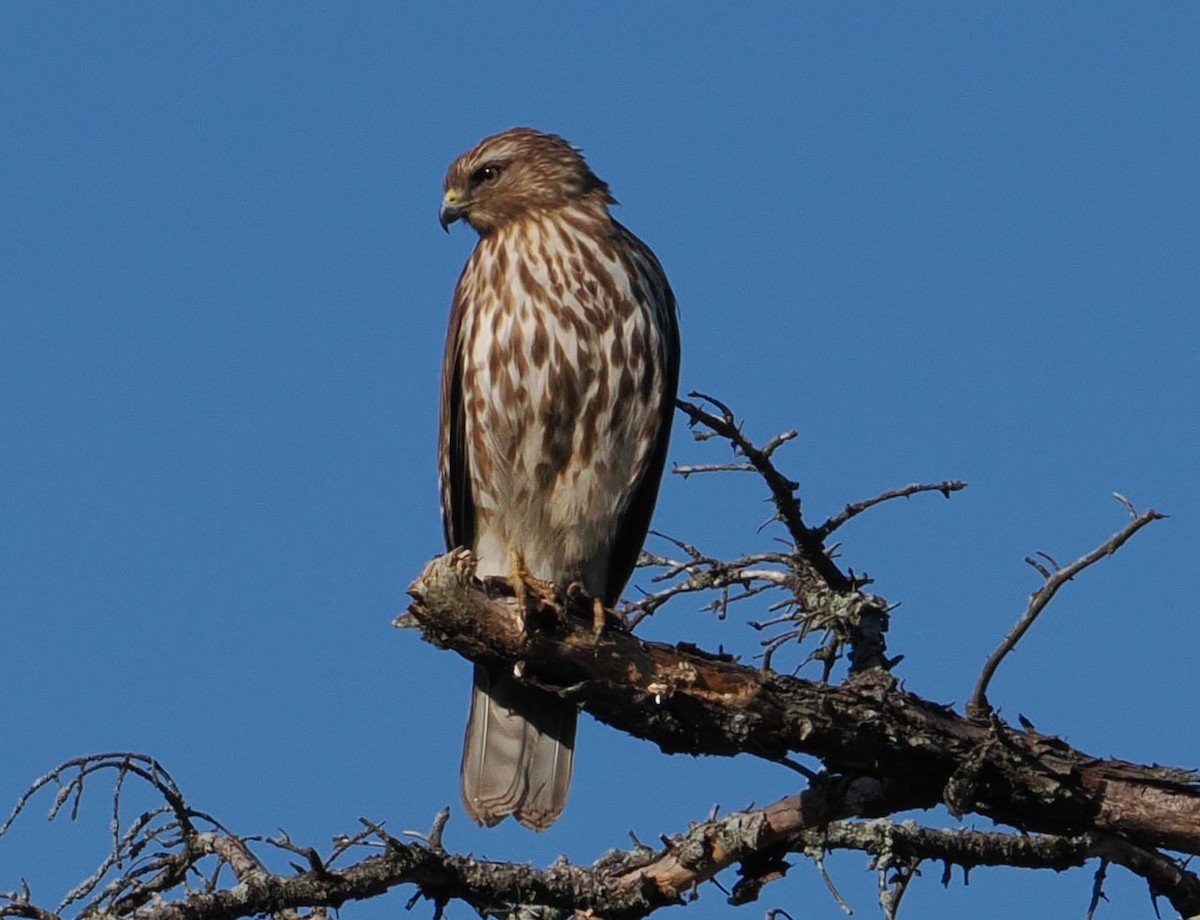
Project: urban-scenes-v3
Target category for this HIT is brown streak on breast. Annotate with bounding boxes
[531,321,549,368]
[540,359,581,480]
[609,330,626,367]
[593,357,611,410]
[616,366,635,405]
[518,258,544,297]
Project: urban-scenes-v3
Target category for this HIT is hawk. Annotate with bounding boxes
[438,128,680,829]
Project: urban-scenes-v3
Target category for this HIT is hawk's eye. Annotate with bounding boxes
[471,163,503,185]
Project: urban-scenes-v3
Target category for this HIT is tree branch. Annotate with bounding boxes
[815,480,967,539]
[968,499,1166,719]
[665,394,923,674]
[401,550,1200,862]
[11,752,1200,920]
[675,393,848,592]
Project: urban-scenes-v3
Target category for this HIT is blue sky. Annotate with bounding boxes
[2,4,1197,918]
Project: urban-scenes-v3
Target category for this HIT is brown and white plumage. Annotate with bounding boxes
[438,128,679,829]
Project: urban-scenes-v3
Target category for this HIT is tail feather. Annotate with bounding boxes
[460,664,576,830]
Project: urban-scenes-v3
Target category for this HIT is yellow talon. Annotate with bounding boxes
[592,597,606,639]
[507,548,561,626]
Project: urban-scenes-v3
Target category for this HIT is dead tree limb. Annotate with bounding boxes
[8,752,1200,920]
[401,550,1200,871]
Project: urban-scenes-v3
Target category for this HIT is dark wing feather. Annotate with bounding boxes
[439,286,475,552]
[601,224,681,606]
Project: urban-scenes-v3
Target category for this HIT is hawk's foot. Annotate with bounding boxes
[507,550,562,624]
[592,597,606,639]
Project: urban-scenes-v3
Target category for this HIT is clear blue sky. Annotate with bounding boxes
[3,5,1197,918]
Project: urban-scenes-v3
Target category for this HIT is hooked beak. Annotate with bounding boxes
[439,188,466,232]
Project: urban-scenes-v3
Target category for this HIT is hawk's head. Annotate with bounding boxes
[440,128,614,235]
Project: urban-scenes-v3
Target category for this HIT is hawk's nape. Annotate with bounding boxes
[437,128,680,830]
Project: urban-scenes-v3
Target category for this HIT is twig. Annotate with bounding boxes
[266,831,327,875]
[673,462,755,477]
[666,396,901,671]
[1091,836,1200,917]
[878,857,919,920]
[816,857,853,915]
[816,481,967,539]
[761,429,798,457]
[625,535,792,627]
[1086,857,1109,920]
[0,883,59,920]
[58,805,173,909]
[675,393,849,592]
[967,501,1165,718]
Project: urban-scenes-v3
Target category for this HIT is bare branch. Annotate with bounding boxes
[968,502,1165,719]
[761,429,798,458]
[15,757,1196,920]
[878,856,918,920]
[816,857,853,915]
[404,551,1200,865]
[659,398,908,672]
[672,462,755,477]
[625,536,792,628]
[675,394,840,587]
[816,480,967,539]
[1086,857,1109,920]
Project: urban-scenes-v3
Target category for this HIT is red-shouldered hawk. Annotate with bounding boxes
[438,128,680,829]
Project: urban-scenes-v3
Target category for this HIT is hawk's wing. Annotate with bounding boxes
[600,222,681,607]
[439,285,474,553]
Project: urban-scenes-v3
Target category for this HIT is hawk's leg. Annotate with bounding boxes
[591,597,629,638]
[507,548,561,631]
[592,598,605,638]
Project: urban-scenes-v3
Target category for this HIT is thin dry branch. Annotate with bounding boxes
[657,396,932,673]
[673,461,755,476]
[816,480,967,539]
[967,499,1166,719]
[625,536,791,628]
[0,755,255,920]
[675,393,847,591]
